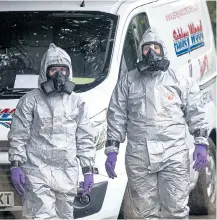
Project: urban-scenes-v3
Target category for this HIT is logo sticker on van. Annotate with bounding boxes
[173,20,204,56]
[188,20,204,51]
[0,108,15,128]
[173,28,190,56]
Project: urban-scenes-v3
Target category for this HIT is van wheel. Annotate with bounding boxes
[189,138,216,215]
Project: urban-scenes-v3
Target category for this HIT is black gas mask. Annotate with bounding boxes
[41,65,75,95]
[136,42,170,74]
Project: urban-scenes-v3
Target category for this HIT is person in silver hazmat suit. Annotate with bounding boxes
[8,43,96,219]
[104,28,209,219]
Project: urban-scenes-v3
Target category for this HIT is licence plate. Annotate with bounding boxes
[0,192,14,206]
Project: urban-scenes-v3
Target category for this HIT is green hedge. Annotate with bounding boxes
[207,1,216,45]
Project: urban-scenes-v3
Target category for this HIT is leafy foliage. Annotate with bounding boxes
[207,1,216,44]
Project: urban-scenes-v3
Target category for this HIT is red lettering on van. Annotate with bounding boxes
[198,55,208,77]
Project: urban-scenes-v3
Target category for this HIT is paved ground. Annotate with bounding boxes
[190,215,216,219]
[0,214,216,219]
[1,211,216,219]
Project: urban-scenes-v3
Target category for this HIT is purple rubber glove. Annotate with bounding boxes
[193,144,207,172]
[11,167,25,195]
[82,174,94,197]
[105,152,117,179]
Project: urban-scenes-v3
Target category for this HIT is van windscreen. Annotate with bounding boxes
[0,11,118,93]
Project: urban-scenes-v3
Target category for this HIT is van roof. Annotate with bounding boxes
[0,0,157,14]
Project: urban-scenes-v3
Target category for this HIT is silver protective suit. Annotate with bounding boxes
[105,28,208,219]
[8,43,96,219]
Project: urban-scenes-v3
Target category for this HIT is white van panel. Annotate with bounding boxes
[145,0,216,85]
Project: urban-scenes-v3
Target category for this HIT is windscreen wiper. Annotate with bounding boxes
[0,87,33,97]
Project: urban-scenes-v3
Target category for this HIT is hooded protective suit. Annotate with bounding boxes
[105,28,208,219]
[8,43,96,219]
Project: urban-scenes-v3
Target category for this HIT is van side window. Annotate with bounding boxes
[119,13,150,78]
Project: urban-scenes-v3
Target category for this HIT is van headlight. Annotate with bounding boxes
[90,109,107,151]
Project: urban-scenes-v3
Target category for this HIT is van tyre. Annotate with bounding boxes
[189,137,216,215]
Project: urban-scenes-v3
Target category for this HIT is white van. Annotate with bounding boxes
[0,0,216,219]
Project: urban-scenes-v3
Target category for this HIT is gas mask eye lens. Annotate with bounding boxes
[143,44,151,50]
[154,44,161,54]
[48,66,68,77]
[143,44,151,55]
[48,67,57,77]
[59,67,68,75]
[142,43,162,56]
